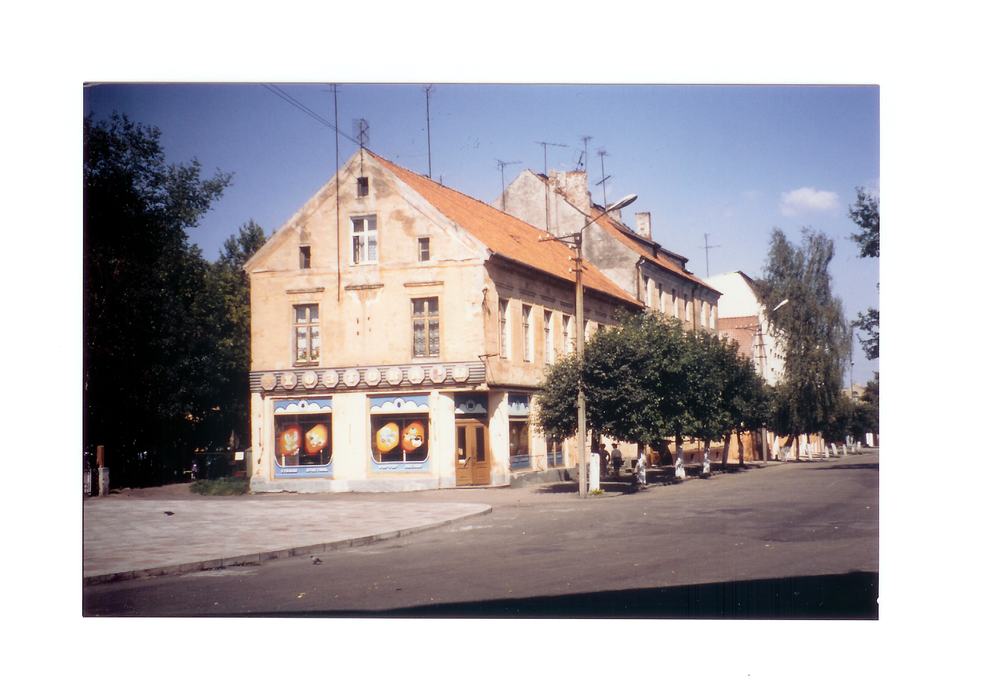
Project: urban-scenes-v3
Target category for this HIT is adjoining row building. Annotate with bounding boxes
[245,149,723,493]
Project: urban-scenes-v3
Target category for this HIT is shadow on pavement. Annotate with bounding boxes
[258,571,878,619]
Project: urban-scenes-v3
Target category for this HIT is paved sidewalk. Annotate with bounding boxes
[84,496,491,585]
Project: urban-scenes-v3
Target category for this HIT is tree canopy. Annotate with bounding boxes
[848,186,880,360]
[533,312,769,459]
[84,111,245,485]
[756,227,849,453]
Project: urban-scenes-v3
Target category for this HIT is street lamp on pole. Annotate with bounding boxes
[541,193,637,498]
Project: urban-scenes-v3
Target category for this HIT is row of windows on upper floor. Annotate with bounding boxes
[297,216,431,269]
[642,275,716,329]
[292,298,440,366]
[497,298,608,366]
[292,298,605,368]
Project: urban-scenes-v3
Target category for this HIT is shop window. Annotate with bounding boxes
[299,245,311,269]
[351,216,378,264]
[499,299,509,359]
[546,434,564,468]
[275,413,331,467]
[371,414,430,464]
[509,420,530,470]
[412,297,440,358]
[418,237,430,262]
[294,304,321,365]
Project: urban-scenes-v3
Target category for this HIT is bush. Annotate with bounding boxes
[190,477,250,496]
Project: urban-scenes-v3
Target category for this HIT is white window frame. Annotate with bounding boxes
[522,304,533,362]
[499,299,509,359]
[294,304,321,365]
[351,216,378,265]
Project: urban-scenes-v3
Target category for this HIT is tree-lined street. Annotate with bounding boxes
[84,451,878,617]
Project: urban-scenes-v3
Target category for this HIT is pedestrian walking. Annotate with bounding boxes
[634,450,647,487]
[611,444,623,479]
[599,444,610,480]
[190,460,198,481]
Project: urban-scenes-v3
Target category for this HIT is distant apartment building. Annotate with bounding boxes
[495,168,720,331]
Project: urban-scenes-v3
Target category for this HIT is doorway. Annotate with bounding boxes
[456,421,490,486]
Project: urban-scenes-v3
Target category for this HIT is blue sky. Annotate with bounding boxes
[85,82,880,385]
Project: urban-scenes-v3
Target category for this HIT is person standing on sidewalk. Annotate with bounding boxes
[599,444,611,480]
[634,450,647,487]
[611,444,623,479]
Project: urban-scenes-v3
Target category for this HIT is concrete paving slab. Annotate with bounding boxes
[84,499,491,584]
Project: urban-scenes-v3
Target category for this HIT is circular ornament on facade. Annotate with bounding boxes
[385,366,403,385]
[365,367,382,386]
[407,365,425,384]
[429,365,447,384]
[260,372,277,391]
[301,370,318,388]
[322,370,339,388]
[281,371,298,390]
[452,364,470,382]
[343,368,360,387]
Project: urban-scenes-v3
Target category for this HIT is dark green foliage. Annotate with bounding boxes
[190,477,250,496]
[847,187,879,259]
[757,228,850,450]
[84,112,234,486]
[533,355,583,443]
[533,311,769,454]
[848,187,879,360]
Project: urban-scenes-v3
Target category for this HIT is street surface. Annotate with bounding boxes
[83,451,878,617]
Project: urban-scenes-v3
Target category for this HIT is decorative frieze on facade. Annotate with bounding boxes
[250,361,487,395]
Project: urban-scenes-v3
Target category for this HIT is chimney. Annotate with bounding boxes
[553,170,590,211]
[635,212,652,239]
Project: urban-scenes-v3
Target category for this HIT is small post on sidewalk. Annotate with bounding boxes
[97,445,110,497]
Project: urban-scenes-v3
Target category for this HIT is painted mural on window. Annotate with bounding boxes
[370,396,431,473]
[273,399,333,478]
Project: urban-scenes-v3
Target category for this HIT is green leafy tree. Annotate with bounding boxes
[757,228,850,459]
[84,112,232,485]
[848,187,879,360]
[533,354,584,443]
[200,221,268,450]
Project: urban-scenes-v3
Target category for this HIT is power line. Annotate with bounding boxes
[261,83,359,145]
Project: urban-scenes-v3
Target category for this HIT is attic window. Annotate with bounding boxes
[418,237,430,262]
[357,177,369,197]
[299,246,311,269]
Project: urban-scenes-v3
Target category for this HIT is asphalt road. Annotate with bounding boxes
[83,451,878,618]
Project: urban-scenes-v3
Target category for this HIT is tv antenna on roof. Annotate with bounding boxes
[595,148,611,208]
[701,233,721,277]
[535,141,567,175]
[496,159,522,212]
[355,118,369,147]
[580,135,592,172]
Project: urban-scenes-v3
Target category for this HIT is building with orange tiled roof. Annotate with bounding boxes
[243,148,642,493]
[495,168,721,333]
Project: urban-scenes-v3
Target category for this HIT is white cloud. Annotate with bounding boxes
[780,187,840,216]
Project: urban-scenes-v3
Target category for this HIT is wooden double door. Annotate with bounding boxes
[456,421,490,486]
